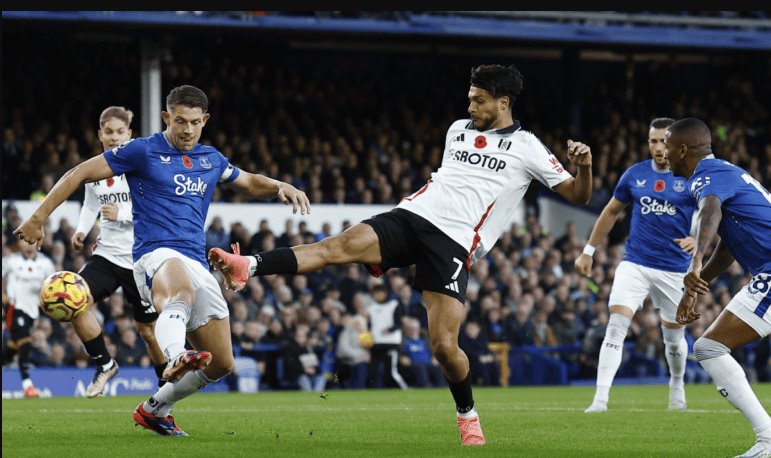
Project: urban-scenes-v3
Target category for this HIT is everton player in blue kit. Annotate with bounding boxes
[577,118,697,413]
[14,85,310,436]
[667,118,771,458]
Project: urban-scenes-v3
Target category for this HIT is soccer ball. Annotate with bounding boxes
[39,271,91,322]
[358,331,374,349]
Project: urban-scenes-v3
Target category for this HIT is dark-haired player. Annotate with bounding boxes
[2,239,55,397]
[14,85,309,436]
[577,117,697,413]
[209,64,594,445]
[667,117,771,458]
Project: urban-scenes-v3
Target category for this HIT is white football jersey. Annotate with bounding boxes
[75,175,134,269]
[398,119,573,267]
[2,252,56,319]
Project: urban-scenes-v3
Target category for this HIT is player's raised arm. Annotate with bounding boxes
[226,171,311,215]
[553,139,593,205]
[574,197,627,276]
[14,155,116,249]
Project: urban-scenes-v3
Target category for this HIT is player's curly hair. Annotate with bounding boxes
[99,106,134,128]
[470,64,524,109]
[166,85,209,113]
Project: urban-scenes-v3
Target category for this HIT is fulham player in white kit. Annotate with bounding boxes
[209,64,594,446]
[71,106,166,397]
[2,239,55,397]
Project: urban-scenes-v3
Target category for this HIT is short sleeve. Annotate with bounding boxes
[102,138,145,176]
[524,137,573,188]
[692,169,735,203]
[217,152,241,184]
[612,168,633,204]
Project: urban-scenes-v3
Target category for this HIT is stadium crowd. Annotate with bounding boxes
[3,36,770,390]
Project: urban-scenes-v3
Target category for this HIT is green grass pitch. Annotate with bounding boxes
[3,384,769,457]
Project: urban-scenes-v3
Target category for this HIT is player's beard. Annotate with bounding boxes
[474,112,497,132]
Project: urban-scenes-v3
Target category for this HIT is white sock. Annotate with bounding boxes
[457,407,478,419]
[101,359,115,371]
[143,369,216,417]
[662,327,687,390]
[701,354,771,439]
[594,313,630,402]
[248,256,257,276]
[155,300,190,361]
[22,379,33,390]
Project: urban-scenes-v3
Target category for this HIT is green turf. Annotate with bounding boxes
[3,384,769,457]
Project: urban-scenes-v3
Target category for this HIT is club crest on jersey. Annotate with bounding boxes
[498,139,512,151]
[673,179,685,192]
[182,155,193,169]
[474,135,487,149]
[654,180,665,192]
[635,179,646,188]
[160,155,171,164]
[200,156,212,169]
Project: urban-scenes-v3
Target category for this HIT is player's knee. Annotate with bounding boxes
[207,357,234,379]
[693,337,730,362]
[431,338,457,365]
[319,233,347,263]
[606,313,631,341]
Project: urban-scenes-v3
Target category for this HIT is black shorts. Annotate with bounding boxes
[6,307,33,341]
[362,208,469,304]
[79,255,158,323]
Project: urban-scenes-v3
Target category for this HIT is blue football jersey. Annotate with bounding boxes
[613,160,696,273]
[103,133,240,268]
[689,158,771,275]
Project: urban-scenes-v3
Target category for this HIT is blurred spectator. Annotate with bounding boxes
[399,317,446,388]
[281,324,326,392]
[459,320,500,386]
[334,314,370,389]
[366,284,407,389]
[115,328,145,366]
[205,216,230,253]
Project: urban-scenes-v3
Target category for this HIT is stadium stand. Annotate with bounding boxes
[3,11,770,392]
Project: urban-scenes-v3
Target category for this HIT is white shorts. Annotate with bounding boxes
[725,273,771,338]
[133,248,229,332]
[608,260,685,323]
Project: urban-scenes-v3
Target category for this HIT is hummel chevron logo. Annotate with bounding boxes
[445,281,459,293]
[160,155,171,163]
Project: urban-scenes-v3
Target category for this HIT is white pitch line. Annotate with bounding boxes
[27,405,740,414]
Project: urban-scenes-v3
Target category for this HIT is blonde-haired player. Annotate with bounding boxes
[71,106,166,397]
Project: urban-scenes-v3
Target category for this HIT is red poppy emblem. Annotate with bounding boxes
[182,155,193,169]
[474,136,487,149]
[654,180,665,192]
[106,177,114,187]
